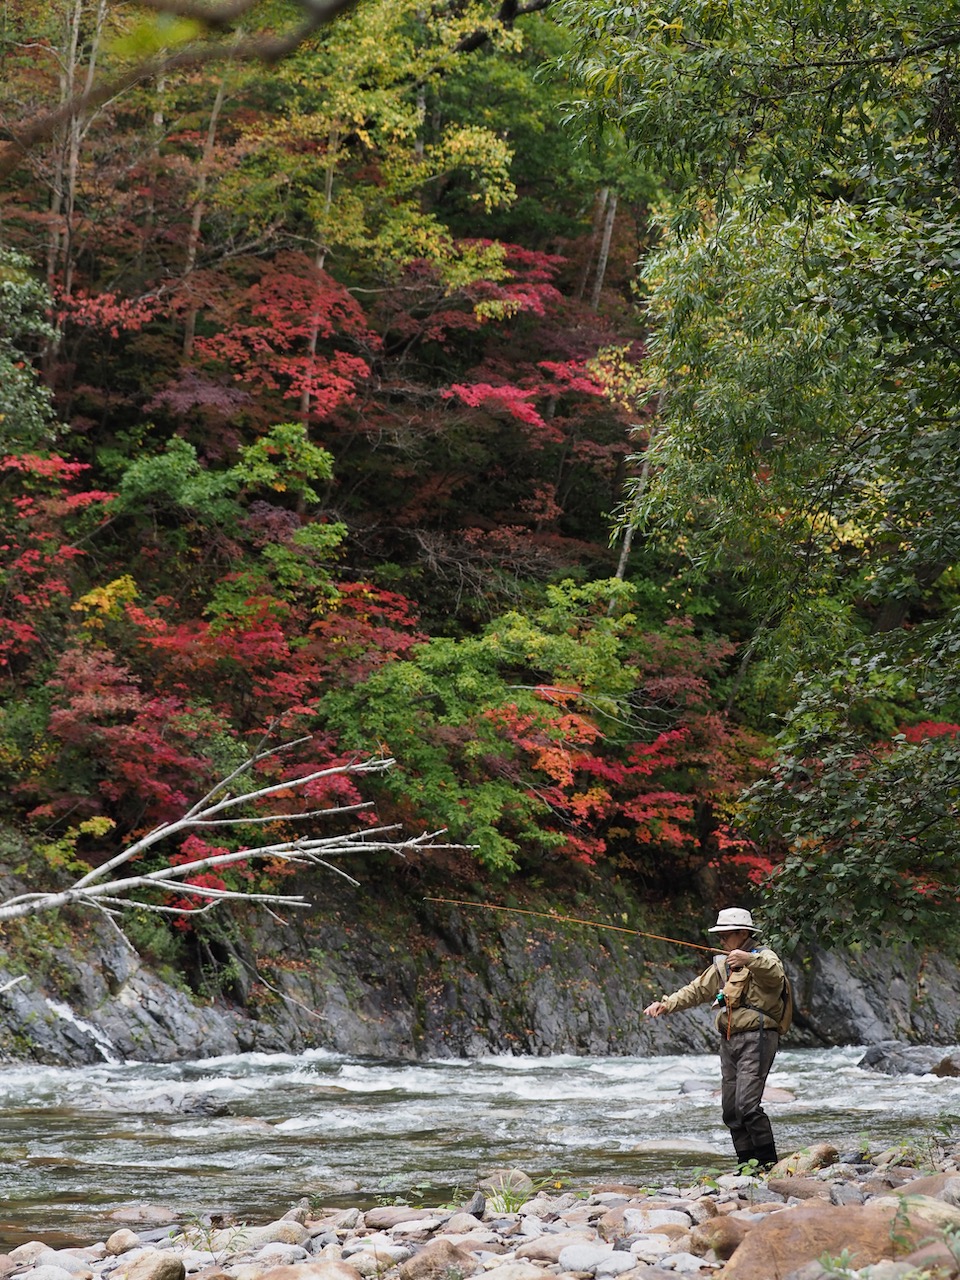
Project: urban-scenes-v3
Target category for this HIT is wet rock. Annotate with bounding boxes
[107,1207,180,1227]
[858,1042,960,1077]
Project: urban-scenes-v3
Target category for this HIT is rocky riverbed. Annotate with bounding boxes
[7,1145,960,1280]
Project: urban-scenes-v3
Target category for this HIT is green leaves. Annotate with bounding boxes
[561,0,960,943]
[0,249,59,451]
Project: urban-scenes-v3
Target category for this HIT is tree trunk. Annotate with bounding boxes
[575,187,609,303]
[299,127,338,419]
[589,190,618,312]
[182,76,227,358]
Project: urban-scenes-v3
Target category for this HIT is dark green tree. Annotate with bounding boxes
[561,0,960,944]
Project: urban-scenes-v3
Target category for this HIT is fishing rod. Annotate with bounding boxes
[423,896,719,956]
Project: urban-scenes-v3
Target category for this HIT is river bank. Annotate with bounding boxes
[6,1143,960,1280]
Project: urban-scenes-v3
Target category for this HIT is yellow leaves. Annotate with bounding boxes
[588,345,650,411]
[108,13,204,60]
[427,125,517,213]
[475,298,523,323]
[72,575,139,629]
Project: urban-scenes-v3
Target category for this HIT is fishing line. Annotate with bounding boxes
[423,896,719,955]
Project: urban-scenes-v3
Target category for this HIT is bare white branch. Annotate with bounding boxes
[0,750,468,930]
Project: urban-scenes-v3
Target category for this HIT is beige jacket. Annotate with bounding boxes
[660,947,786,1034]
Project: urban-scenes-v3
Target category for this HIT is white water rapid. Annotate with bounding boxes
[1,1045,959,1247]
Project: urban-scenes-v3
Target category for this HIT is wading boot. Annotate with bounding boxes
[754,1143,779,1173]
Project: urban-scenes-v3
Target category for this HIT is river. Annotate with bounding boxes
[2,1046,959,1247]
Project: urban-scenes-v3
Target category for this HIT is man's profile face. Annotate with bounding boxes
[716,928,751,952]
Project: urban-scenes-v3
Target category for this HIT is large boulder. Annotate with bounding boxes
[718,1203,932,1280]
[858,1042,960,1076]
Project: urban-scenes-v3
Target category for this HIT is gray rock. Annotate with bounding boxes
[621,1210,691,1234]
[829,1182,864,1206]
[659,1254,708,1275]
[255,1246,310,1265]
[462,1193,486,1219]
[593,1252,637,1276]
[21,1268,78,1280]
[781,1265,832,1280]
[858,1042,960,1076]
[557,1243,614,1273]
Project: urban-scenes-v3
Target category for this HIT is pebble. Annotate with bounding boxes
[12,1142,960,1280]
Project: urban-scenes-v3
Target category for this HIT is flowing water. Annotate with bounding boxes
[2,1045,960,1248]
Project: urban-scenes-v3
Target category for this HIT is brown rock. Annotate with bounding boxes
[897,1173,956,1198]
[902,1239,960,1277]
[684,1198,717,1223]
[515,1235,596,1262]
[871,1193,960,1231]
[107,1207,178,1227]
[364,1208,447,1231]
[398,1240,483,1280]
[767,1144,838,1178]
[644,1223,689,1241]
[598,1207,625,1238]
[0,1256,14,1280]
[105,1231,142,1256]
[9,1245,50,1265]
[719,1203,929,1280]
[259,1266,363,1280]
[689,1216,751,1261]
[115,1251,186,1280]
[766,1177,831,1201]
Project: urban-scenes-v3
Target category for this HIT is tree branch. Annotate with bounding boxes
[0,748,471,925]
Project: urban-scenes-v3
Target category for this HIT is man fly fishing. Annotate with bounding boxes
[643,907,789,1172]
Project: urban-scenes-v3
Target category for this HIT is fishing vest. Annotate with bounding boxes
[713,952,793,1036]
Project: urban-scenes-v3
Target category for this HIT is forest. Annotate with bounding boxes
[1,0,958,967]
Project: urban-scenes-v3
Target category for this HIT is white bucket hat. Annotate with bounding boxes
[707,907,757,934]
